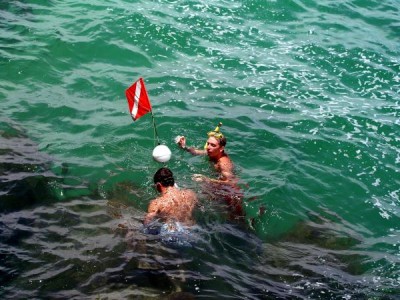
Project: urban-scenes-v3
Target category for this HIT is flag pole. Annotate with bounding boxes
[151,111,160,146]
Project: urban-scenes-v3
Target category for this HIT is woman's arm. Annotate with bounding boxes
[177,136,206,155]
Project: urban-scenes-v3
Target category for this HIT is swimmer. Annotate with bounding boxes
[177,134,236,185]
[177,132,245,219]
[144,167,198,226]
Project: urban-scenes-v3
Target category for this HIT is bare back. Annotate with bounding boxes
[145,188,198,225]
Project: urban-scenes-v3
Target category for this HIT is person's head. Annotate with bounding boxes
[154,167,175,191]
[207,131,226,147]
[206,135,227,159]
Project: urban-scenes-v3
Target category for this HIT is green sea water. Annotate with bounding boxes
[1,0,399,298]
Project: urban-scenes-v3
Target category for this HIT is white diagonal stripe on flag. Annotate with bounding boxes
[131,80,141,119]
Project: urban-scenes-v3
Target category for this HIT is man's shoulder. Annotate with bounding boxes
[180,188,197,199]
[148,197,163,211]
[180,188,195,194]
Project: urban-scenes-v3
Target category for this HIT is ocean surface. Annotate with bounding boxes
[1,0,399,299]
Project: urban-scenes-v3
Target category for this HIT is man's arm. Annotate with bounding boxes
[143,200,159,225]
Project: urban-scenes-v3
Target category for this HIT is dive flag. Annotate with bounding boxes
[125,77,152,121]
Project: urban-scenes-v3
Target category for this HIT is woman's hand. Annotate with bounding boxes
[175,135,186,148]
[192,174,207,182]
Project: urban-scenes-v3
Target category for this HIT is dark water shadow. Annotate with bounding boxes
[0,120,57,211]
[257,211,399,299]
[0,119,92,213]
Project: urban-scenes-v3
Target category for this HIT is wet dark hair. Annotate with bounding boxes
[154,167,175,187]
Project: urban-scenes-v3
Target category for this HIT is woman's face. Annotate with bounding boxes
[206,136,223,158]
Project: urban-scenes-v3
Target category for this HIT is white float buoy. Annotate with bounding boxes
[152,144,172,163]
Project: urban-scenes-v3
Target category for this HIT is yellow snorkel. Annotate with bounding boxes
[204,122,223,149]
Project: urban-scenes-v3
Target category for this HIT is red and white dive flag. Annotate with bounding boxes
[125,77,152,121]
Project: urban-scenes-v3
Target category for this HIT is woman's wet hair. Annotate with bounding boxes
[208,131,226,147]
[218,136,227,147]
[208,135,227,147]
[154,167,175,187]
